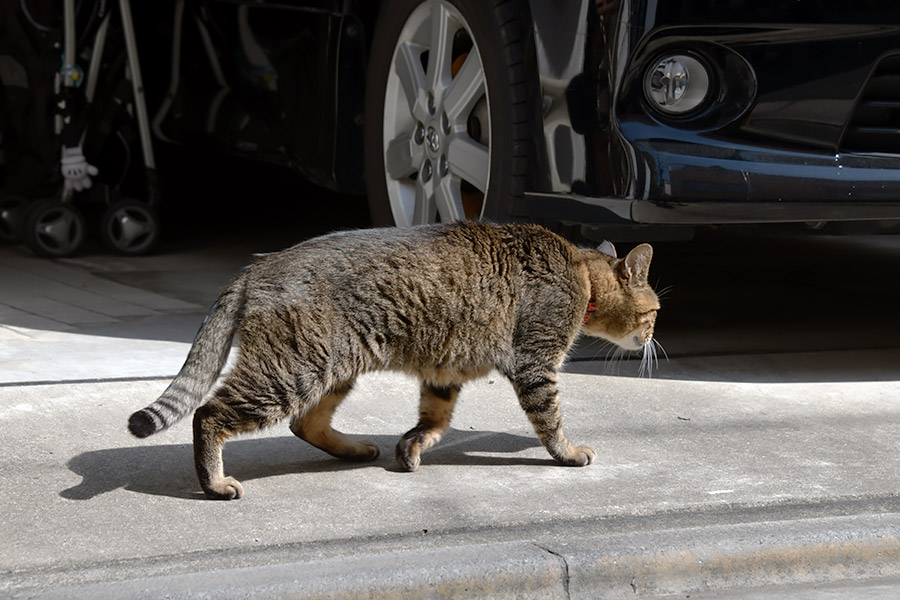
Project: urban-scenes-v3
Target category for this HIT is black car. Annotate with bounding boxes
[109,0,900,241]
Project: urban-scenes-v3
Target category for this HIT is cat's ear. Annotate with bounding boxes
[597,240,617,258]
[620,243,653,282]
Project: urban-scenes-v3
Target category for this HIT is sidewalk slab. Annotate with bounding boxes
[2,354,900,596]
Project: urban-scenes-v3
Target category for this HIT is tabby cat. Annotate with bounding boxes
[129,221,659,500]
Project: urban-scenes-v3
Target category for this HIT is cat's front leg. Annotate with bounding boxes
[396,382,461,471]
[511,365,595,467]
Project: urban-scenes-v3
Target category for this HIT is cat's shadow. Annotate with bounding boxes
[60,428,545,501]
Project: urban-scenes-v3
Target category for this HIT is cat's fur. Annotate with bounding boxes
[129,221,659,499]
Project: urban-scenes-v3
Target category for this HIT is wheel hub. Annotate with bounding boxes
[40,214,75,248]
[425,126,441,155]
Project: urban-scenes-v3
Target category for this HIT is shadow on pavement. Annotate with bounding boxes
[60,428,543,501]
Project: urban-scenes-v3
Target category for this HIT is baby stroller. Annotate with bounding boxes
[0,0,160,256]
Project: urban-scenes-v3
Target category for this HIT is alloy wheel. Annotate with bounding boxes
[382,0,490,226]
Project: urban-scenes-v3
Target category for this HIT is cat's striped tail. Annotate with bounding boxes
[128,273,247,438]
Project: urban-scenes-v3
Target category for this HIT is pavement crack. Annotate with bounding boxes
[534,543,571,600]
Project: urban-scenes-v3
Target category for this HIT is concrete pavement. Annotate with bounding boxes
[2,233,900,598]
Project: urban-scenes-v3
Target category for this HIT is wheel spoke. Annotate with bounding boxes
[425,2,453,97]
[434,177,464,222]
[60,213,75,230]
[444,50,485,124]
[412,179,437,225]
[394,42,427,120]
[447,135,489,193]
[386,132,423,180]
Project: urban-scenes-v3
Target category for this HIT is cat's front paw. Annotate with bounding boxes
[557,445,595,467]
[202,476,244,500]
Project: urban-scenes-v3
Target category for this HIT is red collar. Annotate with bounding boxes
[583,284,597,324]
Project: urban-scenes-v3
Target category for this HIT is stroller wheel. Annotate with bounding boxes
[0,195,28,244]
[23,200,87,257]
[100,199,160,255]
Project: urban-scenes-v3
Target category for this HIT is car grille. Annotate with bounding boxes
[841,53,900,154]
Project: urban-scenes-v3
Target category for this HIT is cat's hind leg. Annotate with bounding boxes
[511,364,595,467]
[396,382,461,472]
[289,381,381,461]
[192,373,298,500]
[192,398,243,500]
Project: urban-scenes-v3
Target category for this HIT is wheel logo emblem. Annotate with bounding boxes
[425,127,441,153]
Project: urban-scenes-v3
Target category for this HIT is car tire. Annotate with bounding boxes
[364,0,532,226]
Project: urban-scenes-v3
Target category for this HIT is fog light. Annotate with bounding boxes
[644,54,710,115]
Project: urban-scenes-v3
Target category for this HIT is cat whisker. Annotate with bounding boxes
[586,338,615,362]
[600,340,613,359]
[637,337,670,379]
[603,345,617,375]
[652,338,669,363]
[577,338,616,368]
[597,341,615,359]
[656,283,674,297]
[654,284,674,305]
[604,345,628,376]
[604,344,618,362]
[639,348,647,378]
[638,341,656,378]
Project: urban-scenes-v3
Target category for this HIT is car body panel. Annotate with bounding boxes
[525,0,900,223]
[150,0,900,224]
[150,0,372,193]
